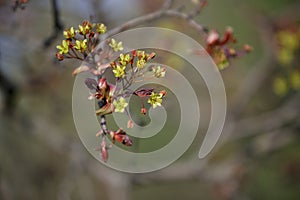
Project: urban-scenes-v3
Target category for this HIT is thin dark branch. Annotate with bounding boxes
[105,1,208,39]
[231,93,300,140]
[43,0,64,47]
[0,51,17,115]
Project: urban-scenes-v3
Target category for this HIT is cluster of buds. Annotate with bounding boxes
[109,50,166,117]
[273,24,300,96]
[56,20,107,61]
[86,74,167,116]
[85,77,115,116]
[56,20,166,162]
[204,27,252,70]
[84,55,166,161]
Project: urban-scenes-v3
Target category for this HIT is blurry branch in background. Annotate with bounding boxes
[231,16,277,117]
[134,13,300,195]
[231,93,300,140]
[30,115,130,200]
[0,50,17,115]
[105,0,208,39]
[43,0,64,47]
[51,0,252,198]
[7,0,298,199]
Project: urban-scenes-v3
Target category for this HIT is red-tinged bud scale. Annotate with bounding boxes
[141,107,147,115]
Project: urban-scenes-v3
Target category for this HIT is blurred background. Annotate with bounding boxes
[0,0,300,199]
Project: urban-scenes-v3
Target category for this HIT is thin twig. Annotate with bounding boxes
[43,0,64,47]
[105,1,208,39]
[187,0,207,18]
[161,0,174,10]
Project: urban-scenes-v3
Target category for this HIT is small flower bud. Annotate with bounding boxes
[228,48,236,56]
[141,107,147,115]
[160,90,167,97]
[101,146,108,162]
[127,120,134,128]
[243,44,253,52]
[132,50,137,57]
[207,30,219,46]
[55,53,64,61]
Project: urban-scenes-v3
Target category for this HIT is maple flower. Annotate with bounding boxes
[112,65,126,78]
[136,59,146,69]
[113,97,128,113]
[75,39,88,52]
[119,53,131,65]
[109,39,123,52]
[96,23,107,34]
[147,92,163,108]
[56,40,69,54]
[152,66,166,78]
[137,50,146,59]
[77,20,93,35]
[63,27,75,39]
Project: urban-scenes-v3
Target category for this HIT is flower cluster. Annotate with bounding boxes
[109,50,157,79]
[56,20,107,61]
[204,27,252,70]
[273,25,300,96]
[55,20,168,162]
[109,50,166,116]
[147,91,166,108]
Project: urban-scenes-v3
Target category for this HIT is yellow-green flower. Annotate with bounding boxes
[63,27,75,39]
[290,71,300,90]
[96,23,107,34]
[75,39,88,52]
[277,31,299,51]
[119,53,131,65]
[137,51,146,59]
[273,77,288,96]
[78,21,93,35]
[136,59,146,68]
[78,25,88,35]
[213,49,229,70]
[113,97,128,113]
[153,66,166,78]
[278,49,293,65]
[56,40,69,54]
[109,39,123,52]
[113,65,126,78]
[147,92,163,108]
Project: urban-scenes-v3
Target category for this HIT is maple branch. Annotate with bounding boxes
[105,0,208,39]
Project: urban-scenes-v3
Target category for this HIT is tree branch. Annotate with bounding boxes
[105,1,208,39]
[43,0,64,47]
[0,50,17,115]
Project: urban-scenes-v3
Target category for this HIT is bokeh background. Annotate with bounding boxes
[1,0,300,199]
